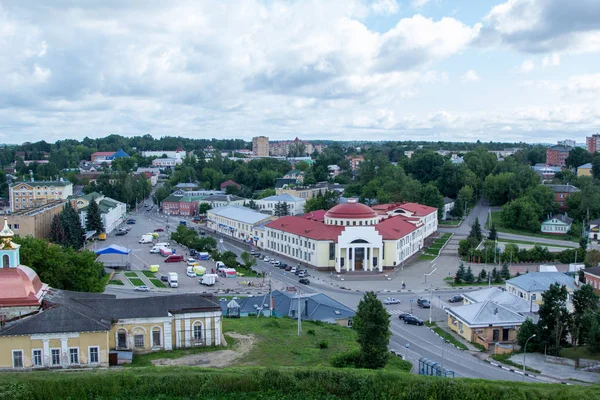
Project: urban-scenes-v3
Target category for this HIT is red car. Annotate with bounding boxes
[164,255,184,263]
[154,228,164,232]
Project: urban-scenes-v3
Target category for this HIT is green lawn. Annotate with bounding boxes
[101,273,112,286]
[124,271,138,277]
[443,277,503,287]
[128,278,145,286]
[440,220,462,226]
[487,211,578,243]
[141,270,156,278]
[221,317,411,372]
[418,254,437,261]
[427,323,468,350]
[149,278,166,288]
[107,279,124,285]
[441,233,451,239]
[497,238,575,249]
[560,346,600,361]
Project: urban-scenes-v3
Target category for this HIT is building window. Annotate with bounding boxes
[12,350,23,368]
[51,349,61,365]
[89,347,99,364]
[152,327,161,347]
[134,334,145,349]
[2,254,8,268]
[117,329,127,348]
[329,243,335,260]
[13,224,19,230]
[69,348,79,364]
[193,323,203,343]
[32,349,42,366]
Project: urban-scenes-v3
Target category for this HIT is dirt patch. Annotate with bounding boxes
[151,332,254,368]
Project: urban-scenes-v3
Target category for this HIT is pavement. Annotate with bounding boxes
[508,352,600,384]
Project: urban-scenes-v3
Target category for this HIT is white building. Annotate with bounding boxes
[199,195,246,208]
[541,214,573,234]
[141,147,186,160]
[74,192,127,234]
[505,272,576,312]
[442,197,455,220]
[263,200,438,272]
[152,158,182,167]
[206,205,274,246]
[255,194,306,216]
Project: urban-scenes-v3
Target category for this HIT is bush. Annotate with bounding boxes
[307,329,316,336]
[318,340,329,349]
[330,349,360,368]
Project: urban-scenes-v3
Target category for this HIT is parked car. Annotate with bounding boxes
[254,252,261,258]
[165,255,185,263]
[290,267,297,274]
[154,228,164,232]
[160,275,169,282]
[448,295,463,303]
[397,311,413,320]
[126,218,136,224]
[298,270,307,278]
[199,231,206,235]
[270,259,278,264]
[285,265,292,271]
[417,298,431,308]
[273,261,281,266]
[264,256,270,262]
[134,286,150,292]
[115,231,127,236]
[403,315,424,326]
[250,249,255,254]
[299,278,310,285]
[383,297,401,305]
[294,268,302,275]
[119,227,130,232]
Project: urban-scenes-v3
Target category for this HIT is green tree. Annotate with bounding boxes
[60,203,85,249]
[566,147,592,169]
[457,185,474,206]
[199,203,212,215]
[221,251,238,269]
[500,263,510,279]
[469,217,482,242]
[488,224,497,240]
[501,197,543,232]
[85,198,105,234]
[585,249,600,268]
[352,291,390,369]
[491,267,499,283]
[537,283,570,355]
[49,214,66,245]
[587,313,600,353]
[455,263,466,283]
[477,269,487,283]
[240,251,257,271]
[464,266,475,283]
[517,318,541,352]
[570,285,599,346]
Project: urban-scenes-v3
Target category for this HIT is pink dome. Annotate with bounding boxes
[325,202,377,220]
[0,266,44,306]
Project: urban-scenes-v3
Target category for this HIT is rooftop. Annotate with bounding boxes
[505,272,576,292]
[544,184,580,193]
[462,287,539,313]
[547,145,573,152]
[260,194,305,202]
[325,201,378,220]
[578,163,593,169]
[584,266,600,277]
[446,301,526,327]
[209,205,273,225]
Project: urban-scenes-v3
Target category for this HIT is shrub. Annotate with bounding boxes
[318,340,329,349]
[330,349,360,368]
[307,329,316,336]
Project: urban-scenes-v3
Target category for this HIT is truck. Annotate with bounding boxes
[197,252,210,260]
[139,234,153,244]
[168,272,179,288]
[200,274,218,286]
[215,261,226,271]
[160,247,174,257]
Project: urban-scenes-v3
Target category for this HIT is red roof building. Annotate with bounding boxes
[220,180,241,190]
[264,199,438,272]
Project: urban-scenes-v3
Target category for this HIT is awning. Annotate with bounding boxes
[95,244,132,255]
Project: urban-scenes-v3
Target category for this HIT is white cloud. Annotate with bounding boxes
[461,69,480,83]
[412,0,431,9]
[542,53,560,67]
[519,60,535,73]
[371,0,399,15]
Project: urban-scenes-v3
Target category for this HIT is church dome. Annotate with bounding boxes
[0,266,45,306]
[325,201,378,220]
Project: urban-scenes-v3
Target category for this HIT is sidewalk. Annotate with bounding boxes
[509,353,600,384]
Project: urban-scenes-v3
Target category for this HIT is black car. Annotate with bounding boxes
[299,278,310,285]
[404,315,424,326]
[126,219,136,224]
[253,252,261,258]
[115,230,127,236]
[448,295,463,303]
[294,268,302,275]
[279,263,287,269]
[199,231,206,236]
[417,298,431,308]
[160,275,169,282]
[397,311,412,320]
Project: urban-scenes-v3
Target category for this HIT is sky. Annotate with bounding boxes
[1,0,600,144]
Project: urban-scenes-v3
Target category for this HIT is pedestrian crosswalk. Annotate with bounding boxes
[387,309,410,315]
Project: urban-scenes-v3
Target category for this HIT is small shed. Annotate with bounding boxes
[226,299,241,318]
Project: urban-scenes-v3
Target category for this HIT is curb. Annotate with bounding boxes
[427,327,465,350]
[485,359,539,379]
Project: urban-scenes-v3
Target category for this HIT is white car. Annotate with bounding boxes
[273,261,281,266]
[134,286,150,292]
[186,258,199,267]
[264,256,270,262]
[270,259,278,264]
[383,297,401,305]
[186,271,196,278]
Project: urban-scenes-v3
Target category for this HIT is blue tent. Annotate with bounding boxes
[94,244,132,255]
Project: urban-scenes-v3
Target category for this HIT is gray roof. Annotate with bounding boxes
[578,163,592,169]
[548,145,573,152]
[260,194,304,202]
[505,272,576,292]
[175,183,199,188]
[584,266,600,277]
[443,197,455,204]
[446,301,526,327]
[542,214,573,225]
[209,205,272,224]
[275,178,298,188]
[200,195,245,203]
[461,287,539,313]
[545,184,580,193]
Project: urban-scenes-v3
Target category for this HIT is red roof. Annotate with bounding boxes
[91,151,115,157]
[325,202,378,219]
[265,216,344,242]
[375,216,419,240]
[0,266,44,306]
[398,202,437,216]
[303,210,326,222]
[176,146,184,152]
[220,180,240,189]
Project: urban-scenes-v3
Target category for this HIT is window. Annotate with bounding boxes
[12,350,23,368]
[152,328,161,347]
[32,349,42,367]
[329,243,335,260]
[193,323,203,343]
[2,254,8,268]
[89,347,99,364]
[134,334,145,349]
[51,349,61,365]
[13,224,19,230]
[117,329,127,348]
[69,348,79,364]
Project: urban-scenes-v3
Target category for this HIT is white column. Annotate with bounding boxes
[214,316,221,346]
[184,318,191,348]
[42,339,50,367]
[346,248,350,271]
[164,322,173,350]
[336,245,341,273]
[205,318,212,345]
[60,338,68,367]
[364,247,369,271]
[175,319,182,349]
[378,247,383,272]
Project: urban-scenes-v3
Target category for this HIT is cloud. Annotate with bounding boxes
[371,0,399,15]
[461,69,480,83]
[542,53,560,67]
[519,60,535,73]
[480,0,600,53]
[412,0,431,9]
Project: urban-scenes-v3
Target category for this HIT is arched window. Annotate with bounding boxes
[2,254,9,268]
[152,326,162,347]
[192,321,203,345]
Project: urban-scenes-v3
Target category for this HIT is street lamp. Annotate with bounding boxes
[522,334,536,381]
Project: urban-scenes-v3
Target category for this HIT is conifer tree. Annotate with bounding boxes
[465,266,475,283]
[85,198,104,234]
[488,224,497,240]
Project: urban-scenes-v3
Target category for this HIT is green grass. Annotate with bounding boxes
[443,277,502,287]
[128,278,145,286]
[149,278,166,288]
[124,271,138,277]
[427,323,468,350]
[424,248,440,256]
[101,273,112,286]
[487,211,578,243]
[441,233,452,239]
[418,254,437,261]
[107,279,124,285]
[497,238,575,249]
[471,342,486,352]
[440,219,462,226]
[491,353,541,374]
[141,270,157,278]
[560,346,600,361]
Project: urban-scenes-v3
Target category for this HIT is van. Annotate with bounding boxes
[139,235,153,244]
[155,242,170,248]
[165,255,184,263]
[215,261,226,271]
[150,246,166,254]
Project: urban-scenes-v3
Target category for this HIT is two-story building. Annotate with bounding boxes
[541,214,573,235]
[505,272,576,312]
[582,266,600,295]
[74,192,127,234]
[255,194,306,216]
[544,183,580,209]
[9,180,74,212]
[198,195,246,209]
[160,195,201,216]
[207,205,275,246]
[577,163,593,177]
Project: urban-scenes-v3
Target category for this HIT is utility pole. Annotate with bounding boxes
[429,285,433,324]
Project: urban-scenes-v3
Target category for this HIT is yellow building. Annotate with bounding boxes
[577,163,593,177]
[207,205,275,247]
[7,200,66,239]
[0,218,223,370]
[9,180,73,212]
